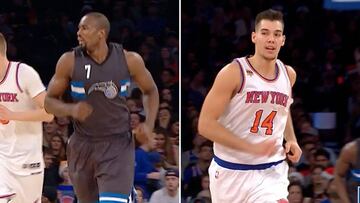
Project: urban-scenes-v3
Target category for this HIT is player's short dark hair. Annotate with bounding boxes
[85,12,110,38]
[255,9,284,31]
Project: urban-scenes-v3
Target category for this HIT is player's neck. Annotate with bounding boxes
[0,57,9,80]
[248,55,277,78]
[86,43,109,64]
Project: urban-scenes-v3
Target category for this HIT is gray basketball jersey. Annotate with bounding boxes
[347,138,360,203]
[71,43,131,137]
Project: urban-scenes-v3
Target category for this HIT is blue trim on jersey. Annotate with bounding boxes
[99,192,128,202]
[119,79,130,96]
[71,81,85,87]
[349,169,360,182]
[214,155,284,170]
[71,91,86,99]
[100,201,123,203]
[100,192,128,199]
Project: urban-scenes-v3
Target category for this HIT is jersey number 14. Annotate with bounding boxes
[250,110,277,135]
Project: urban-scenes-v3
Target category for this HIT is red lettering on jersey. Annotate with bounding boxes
[275,92,283,105]
[282,95,289,107]
[246,91,288,107]
[261,91,269,103]
[270,92,277,104]
[245,92,255,103]
[253,92,260,103]
[0,93,18,102]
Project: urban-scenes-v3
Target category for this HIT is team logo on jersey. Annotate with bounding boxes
[88,81,119,99]
[22,162,41,169]
[246,70,253,76]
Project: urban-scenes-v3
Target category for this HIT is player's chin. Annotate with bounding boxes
[264,54,277,61]
[79,42,86,48]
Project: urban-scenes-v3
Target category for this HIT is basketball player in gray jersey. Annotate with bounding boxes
[44,12,159,203]
[335,138,360,203]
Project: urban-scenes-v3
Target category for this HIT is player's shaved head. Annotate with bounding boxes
[84,12,110,38]
[0,33,7,56]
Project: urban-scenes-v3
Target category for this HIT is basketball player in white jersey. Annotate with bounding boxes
[198,9,302,203]
[0,33,53,202]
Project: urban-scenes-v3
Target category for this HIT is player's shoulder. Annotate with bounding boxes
[277,59,296,86]
[342,140,358,153]
[284,64,296,76]
[15,62,38,75]
[124,50,141,61]
[217,59,243,80]
[124,50,145,71]
[212,59,244,93]
[57,51,75,68]
[61,50,75,60]
[339,140,358,161]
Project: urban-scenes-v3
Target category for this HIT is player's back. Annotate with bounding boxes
[0,62,45,175]
[71,43,131,137]
[215,56,293,165]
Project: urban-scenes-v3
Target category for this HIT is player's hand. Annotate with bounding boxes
[285,141,302,163]
[0,104,15,123]
[250,139,277,157]
[71,102,93,122]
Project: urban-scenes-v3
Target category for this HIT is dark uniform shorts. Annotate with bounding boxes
[67,131,135,202]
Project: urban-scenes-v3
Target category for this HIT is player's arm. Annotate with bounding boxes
[198,62,276,156]
[125,50,159,131]
[334,142,353,203]
[0,64,54,122]
[283,65,302,163]
[44,52,92,121]
[0,91,53,122]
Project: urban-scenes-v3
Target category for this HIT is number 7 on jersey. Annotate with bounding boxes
[85,64,91,79]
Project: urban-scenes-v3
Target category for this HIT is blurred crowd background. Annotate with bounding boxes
[0,0,178,202]
[182,0,360,202]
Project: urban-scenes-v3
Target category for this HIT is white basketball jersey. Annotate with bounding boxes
[0,62,45,175]
[215,56,293,165]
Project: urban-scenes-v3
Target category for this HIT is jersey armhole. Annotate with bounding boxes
[279,61,293,98]
[15,62,24,93]
[234,58,245,94]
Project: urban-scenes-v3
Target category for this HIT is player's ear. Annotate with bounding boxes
[99,29,106,39]
[251,31,256,43]
[281,35,286,46]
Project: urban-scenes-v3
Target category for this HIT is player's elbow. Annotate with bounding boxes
[44,113,54,122]
[143,83,158,97]
[44,96,52,113]
[198,116,210,138]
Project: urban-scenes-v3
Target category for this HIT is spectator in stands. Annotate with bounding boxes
[149,169,179,203]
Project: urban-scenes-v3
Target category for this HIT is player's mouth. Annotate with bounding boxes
[265,46,276,51]
[78,38,84,44]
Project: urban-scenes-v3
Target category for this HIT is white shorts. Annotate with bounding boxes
[0,164,43,203]
[209,158,289,203]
